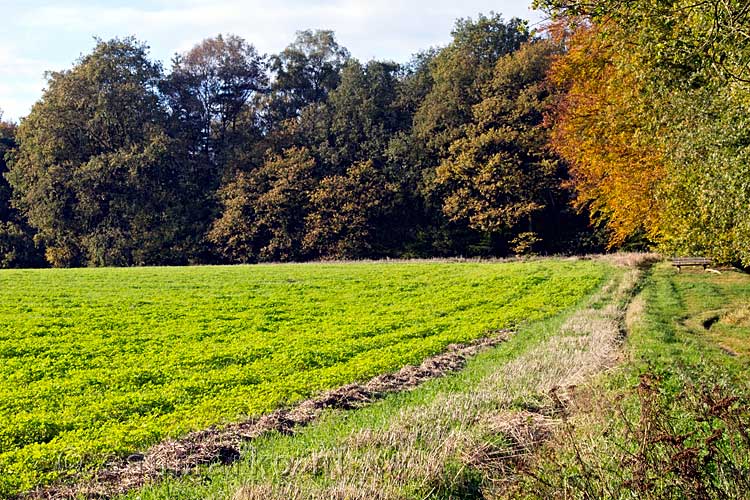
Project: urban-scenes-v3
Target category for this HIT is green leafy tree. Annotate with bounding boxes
[304,160,398,259]
[379,49,461,257]
[414,14,531,158]
[0,114,17,224]
[208,147,316,262]
[296,58,428,257]
[163,34,267,164]
[298,59,405,174]
[536,0,750,87]
[437,40,565,254]
[213,54,410,261]
[0,113,42,268]
[397,14,535,256]
[161,34,270,261]
[659,88,750,266]
[7,38,188,267]
[267,30,350,124]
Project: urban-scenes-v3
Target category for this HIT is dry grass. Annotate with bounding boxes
[232,483,393,500]
[597,252,661,269]
[722,305,750,327]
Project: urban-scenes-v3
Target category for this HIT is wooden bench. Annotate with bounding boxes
[672,257,711,272]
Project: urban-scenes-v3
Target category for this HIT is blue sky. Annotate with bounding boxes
[1,1,544,121]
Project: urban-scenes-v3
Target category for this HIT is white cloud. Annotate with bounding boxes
[0,83,44,123]
[0,44,52,121]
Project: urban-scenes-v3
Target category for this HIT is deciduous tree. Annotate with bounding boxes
[304,160,398,259]
[546,25,666,247]
[414,14,531,158]
[437,40,568,254]
[0,113,42,267]
[7,38,188,266]
[266,30,350,124]
[539,0,750,264]
[209,147,316,262]
[298,59,404,175]
[161,34,270,261]
[163,34,268,165]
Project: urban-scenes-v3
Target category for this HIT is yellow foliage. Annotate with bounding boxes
[548,24,666,247]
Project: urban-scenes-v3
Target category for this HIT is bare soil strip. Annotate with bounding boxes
[27,331,513,500]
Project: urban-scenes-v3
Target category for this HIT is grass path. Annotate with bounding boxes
[514,263,750,499]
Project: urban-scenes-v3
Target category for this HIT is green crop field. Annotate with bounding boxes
[0,260,608,496]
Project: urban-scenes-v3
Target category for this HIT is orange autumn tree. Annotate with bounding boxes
[547,23,666,248]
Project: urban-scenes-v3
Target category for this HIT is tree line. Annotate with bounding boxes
[537,0,750,268]
[2,7,747,268]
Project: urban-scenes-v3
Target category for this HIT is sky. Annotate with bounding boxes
[0,0,545,122]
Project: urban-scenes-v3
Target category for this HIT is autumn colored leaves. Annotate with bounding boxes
[541,0,750,266]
